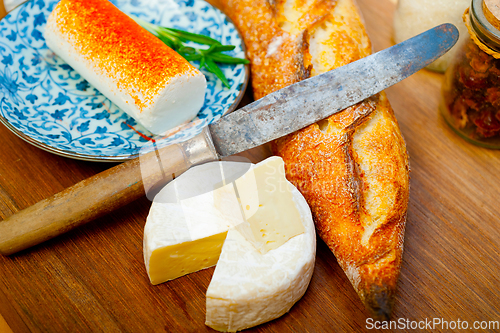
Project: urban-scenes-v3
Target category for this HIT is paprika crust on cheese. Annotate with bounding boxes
[44,0,206,135]
[212,0,410,320]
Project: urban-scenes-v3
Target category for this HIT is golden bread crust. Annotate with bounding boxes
[214,0,410,320]
[274,93,409,319]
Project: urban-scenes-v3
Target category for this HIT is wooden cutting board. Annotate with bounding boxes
[1,0,500,332]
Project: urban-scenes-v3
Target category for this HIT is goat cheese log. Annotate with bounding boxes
[44,0,206,135]
[211,0,410,320]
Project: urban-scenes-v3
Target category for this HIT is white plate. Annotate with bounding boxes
[0,0,248,161]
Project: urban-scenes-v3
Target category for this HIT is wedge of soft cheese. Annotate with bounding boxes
[205,158,316,332]
[233,157,306,254]
[44,0,206,135]
[144,157,316,331]
[144,162,244,285]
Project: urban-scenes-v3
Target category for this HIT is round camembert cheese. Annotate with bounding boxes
[144,157,316,331]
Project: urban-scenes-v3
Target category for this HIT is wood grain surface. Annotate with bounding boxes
[0,2,5,20]
[1,0,500,332]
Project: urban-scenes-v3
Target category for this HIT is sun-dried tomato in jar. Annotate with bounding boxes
[441,0,500,147]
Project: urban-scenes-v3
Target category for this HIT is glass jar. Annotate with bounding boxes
[440,0,500,148]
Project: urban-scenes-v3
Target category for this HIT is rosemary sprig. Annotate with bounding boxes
[130,15,249,88]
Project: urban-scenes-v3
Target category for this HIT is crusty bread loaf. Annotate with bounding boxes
[212,0,410,320]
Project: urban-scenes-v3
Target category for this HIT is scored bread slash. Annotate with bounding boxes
[44,0,207,135]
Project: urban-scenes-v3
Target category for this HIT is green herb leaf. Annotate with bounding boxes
[178,46,196,55]
[206,45,236,54]
[205,57,230,88]
[209,53,249,64]
[163,27,221,45]
[129,14,247,88]
[156,33,177,49]
[183,54,203,61]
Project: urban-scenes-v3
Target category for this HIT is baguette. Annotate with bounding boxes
[212,0,409,320]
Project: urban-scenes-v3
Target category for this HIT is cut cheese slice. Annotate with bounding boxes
[234,157,305,254]
[205,160,316,332]
[44,0,206,135]
[144,162,244,285]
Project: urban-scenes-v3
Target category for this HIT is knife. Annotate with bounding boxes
[0,24,458,255]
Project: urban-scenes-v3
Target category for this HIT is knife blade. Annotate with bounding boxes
[0,24,458,255]
[210,23,459,156]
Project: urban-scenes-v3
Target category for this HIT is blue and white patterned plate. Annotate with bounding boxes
[0,0,249,161]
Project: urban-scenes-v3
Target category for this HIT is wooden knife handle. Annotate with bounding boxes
[0,128,218,255]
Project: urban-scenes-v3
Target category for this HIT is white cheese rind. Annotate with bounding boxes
[43,11,206,135]
[205,164,316,332]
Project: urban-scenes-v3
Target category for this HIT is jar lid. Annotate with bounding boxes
[468,0,500,55]
[484,0,500,30]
